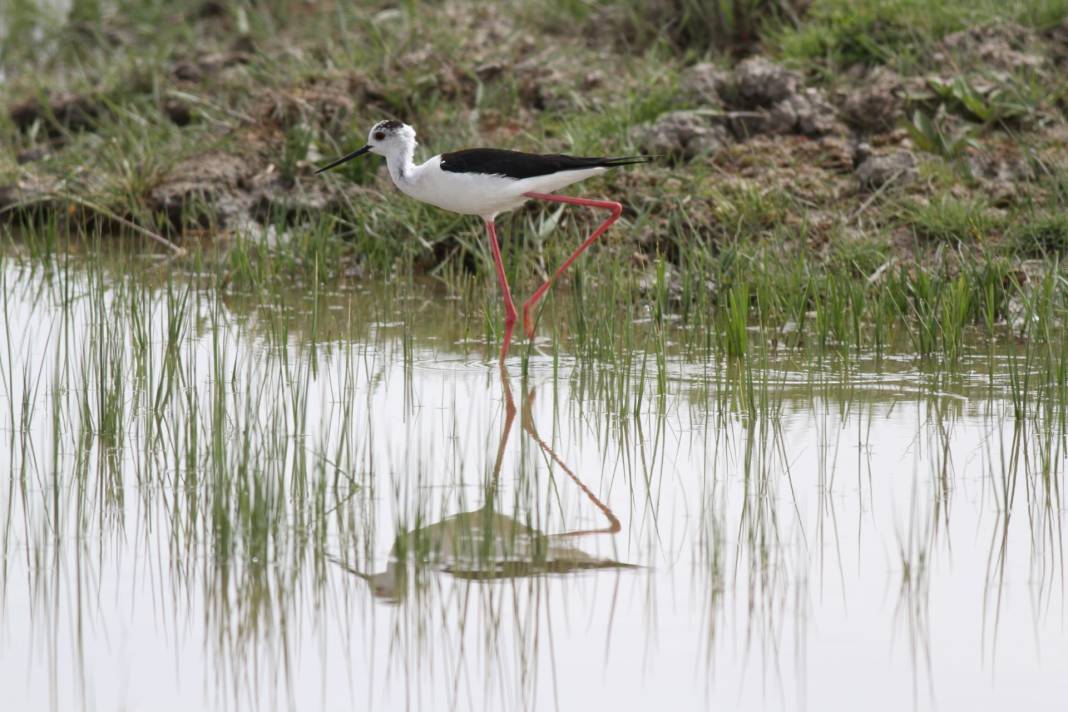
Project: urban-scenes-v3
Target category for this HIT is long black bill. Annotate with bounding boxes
[315,144,372,174]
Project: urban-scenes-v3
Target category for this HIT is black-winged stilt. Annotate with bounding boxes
[316,120,651,359]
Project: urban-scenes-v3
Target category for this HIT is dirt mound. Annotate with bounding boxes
[631,111,729,160]
[733,57,801,107]
[634,57,842,158]
[855,150,917,190]
[148,153,251,230]
[678,63,728,107]
[839,67,906,132]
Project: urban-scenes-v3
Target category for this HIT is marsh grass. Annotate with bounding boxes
[1,250,1067,711]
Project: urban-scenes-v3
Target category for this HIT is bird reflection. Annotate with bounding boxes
[337,363,633,602]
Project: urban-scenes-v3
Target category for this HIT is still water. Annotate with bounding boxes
[0,261,1065,711]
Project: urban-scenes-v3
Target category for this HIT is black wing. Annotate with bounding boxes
[439,148,651,180]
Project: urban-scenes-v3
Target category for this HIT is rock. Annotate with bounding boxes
[631,111,729,160]
[679,63,728,106]
[162,97,193,126]
[841,67,905,131]
[474,62,505,81]
[722,57,840,138]
[855,150,917,190]
[791,88,840,135]
[730,88,839,138]
[733,57,799,107]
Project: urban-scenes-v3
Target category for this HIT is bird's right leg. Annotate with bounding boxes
[486,219,517,360]
[519,192,622,340]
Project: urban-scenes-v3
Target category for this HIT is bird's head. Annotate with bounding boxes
[366,119,416,157]
[315,120,416,174]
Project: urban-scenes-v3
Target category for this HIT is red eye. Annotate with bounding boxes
[373,132,386,141]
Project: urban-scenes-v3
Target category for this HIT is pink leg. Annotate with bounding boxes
[520,192,622,339]
[485,219,517,360]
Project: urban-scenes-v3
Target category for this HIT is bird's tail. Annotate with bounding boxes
[597,155,657,168]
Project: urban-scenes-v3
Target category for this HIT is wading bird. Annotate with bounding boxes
[317,120,650,360]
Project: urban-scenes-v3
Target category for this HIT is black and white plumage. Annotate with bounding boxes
[317,120,650,219]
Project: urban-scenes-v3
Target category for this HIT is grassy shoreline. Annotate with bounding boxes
[2,0,1068,356]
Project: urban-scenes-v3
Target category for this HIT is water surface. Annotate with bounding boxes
[0,261,1065,711]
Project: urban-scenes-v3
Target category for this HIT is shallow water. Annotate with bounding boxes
[0,262,1065,711]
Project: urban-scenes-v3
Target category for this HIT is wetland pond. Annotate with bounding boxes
[1,259,1066,711]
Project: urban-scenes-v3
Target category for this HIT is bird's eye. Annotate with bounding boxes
[373,132,386,141]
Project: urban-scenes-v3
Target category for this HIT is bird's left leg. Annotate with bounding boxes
[520,192,622,340]
[485,218,518,360]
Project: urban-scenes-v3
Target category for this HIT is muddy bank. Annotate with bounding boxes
[2,8,1067,277]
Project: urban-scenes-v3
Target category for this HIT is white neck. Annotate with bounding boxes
[385,140,418,187]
